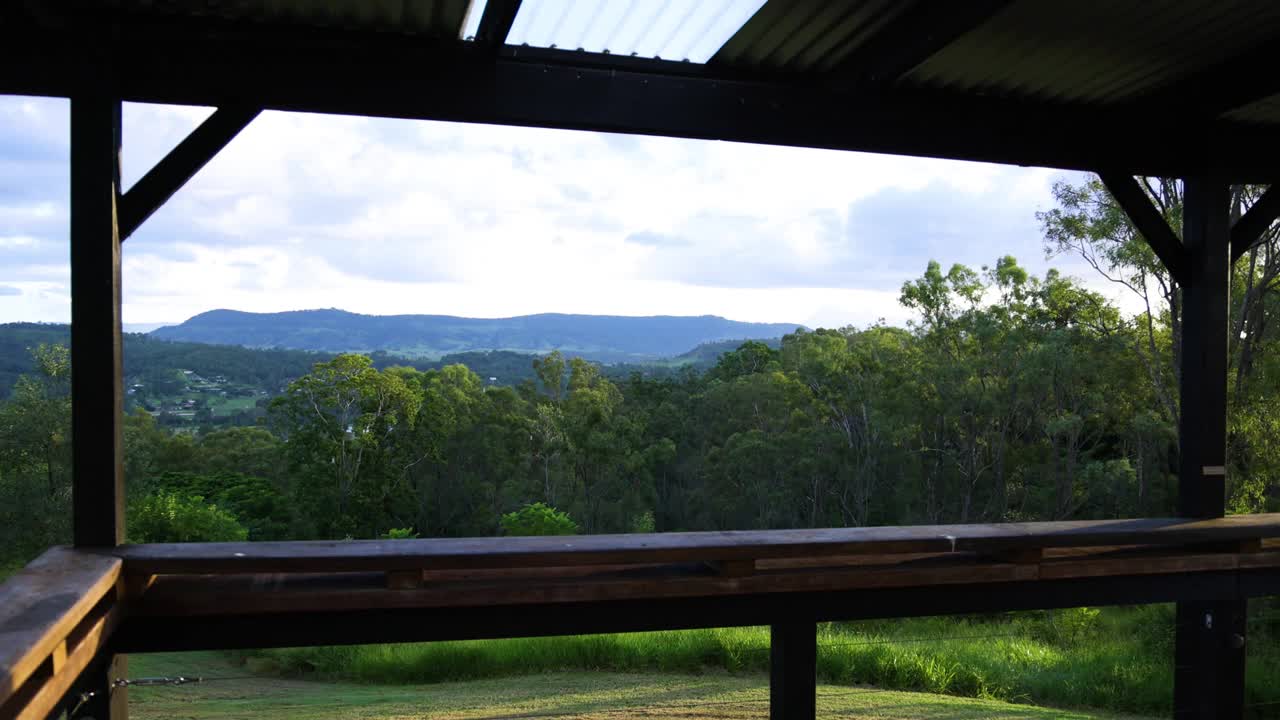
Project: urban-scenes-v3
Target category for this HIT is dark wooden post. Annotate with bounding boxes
[68,90,128,718]
[1173,176,1244,720]
[770,622,816,720]
[70,93,125,547]
[1177,176,1231,520]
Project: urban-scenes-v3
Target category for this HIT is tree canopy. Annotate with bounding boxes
[2,175,1279,569]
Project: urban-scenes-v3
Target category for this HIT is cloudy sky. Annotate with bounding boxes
[0,95,1112,330]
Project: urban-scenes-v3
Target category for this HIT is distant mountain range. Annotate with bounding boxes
[150,309,804,361]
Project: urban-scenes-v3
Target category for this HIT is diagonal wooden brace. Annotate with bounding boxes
[118,105,260,241]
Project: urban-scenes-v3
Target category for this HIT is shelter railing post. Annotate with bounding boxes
[1173,176,1243,719]
[770,621,816,720]
[66,654,129,720]
[68,84,128,717]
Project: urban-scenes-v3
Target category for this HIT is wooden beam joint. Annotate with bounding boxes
[1231,185,1280,262]
[1099,172,1187,285]
[474,0,520,49]
[118,105,260,240]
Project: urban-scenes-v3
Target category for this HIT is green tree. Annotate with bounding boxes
[270,354,423,537]
[1041,177,1280,514]
[0,344,72,563]
[500,502,578,536]
[128,491,248,543]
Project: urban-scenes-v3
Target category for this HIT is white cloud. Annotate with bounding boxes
[0,97,1116,331]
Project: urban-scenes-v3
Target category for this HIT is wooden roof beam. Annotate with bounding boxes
[118,105,260,241]
[1232,185,1280,262]
[474,0,521,49]
[827,0,1012,87]
[1099,172,1187,286]
[6,19,1280,182]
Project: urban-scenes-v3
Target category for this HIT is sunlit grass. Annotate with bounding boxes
[129,654,1149,720]
[246,607,1200,715]
[147,604,1280,718]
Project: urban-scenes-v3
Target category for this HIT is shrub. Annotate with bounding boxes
[142,471,291,540]
[629,510,656,533]
[128,491,249,543]
[500,502,578,536]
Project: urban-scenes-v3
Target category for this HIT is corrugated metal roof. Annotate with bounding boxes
[710,0,907,74]
[902,0,1280,105]
[504,0,767,63]
[1227,94,1280,126]
[38,0,1280,130]
[116,0,471,37]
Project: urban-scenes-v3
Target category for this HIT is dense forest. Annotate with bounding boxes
[2,177,1279,568]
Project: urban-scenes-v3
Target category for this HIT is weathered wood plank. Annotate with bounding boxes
[1039,552,1242,580]
[110,514,1280,575]
[127,542,1280,619]
[0,547,121,711]
[131,557,1037,617]
[1235,549,1280,569]
[8,607,120,720]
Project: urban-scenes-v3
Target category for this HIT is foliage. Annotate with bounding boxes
[0,343,70,565]
[252,605,1280,716]
[500,502,579,536]
[380,527,418,539]
[140,470,292,540]
[7,175,1280,717]
[2,232,1274,551]
[269,354,423,537]
[127,491,249,543]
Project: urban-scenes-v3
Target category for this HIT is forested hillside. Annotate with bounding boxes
[151,309,800,360]
[0,325,327,399]
[2,177,1278,567]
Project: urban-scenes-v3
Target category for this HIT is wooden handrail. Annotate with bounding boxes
[108,514,1280,575]
[3,514,1279,716]
[0,547,122,720]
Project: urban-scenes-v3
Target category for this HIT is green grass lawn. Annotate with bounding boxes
[245,606,1280,717]
[209,396,259,417]
[127,652,1150,720]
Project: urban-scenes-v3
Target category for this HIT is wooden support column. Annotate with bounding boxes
[1178,176,1230,520]
[70,93,125,547]
[68,88,128,718]
[770,622,816,720]
[1173,176,1243,720]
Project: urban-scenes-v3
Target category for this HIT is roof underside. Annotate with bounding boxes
[4,0,1280,180]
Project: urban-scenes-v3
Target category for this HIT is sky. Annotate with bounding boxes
[0,95,1117,331]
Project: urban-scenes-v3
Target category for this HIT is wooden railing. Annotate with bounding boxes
[0,548,122,720]
[4,514,1280,717]
[110,514,1280,619]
